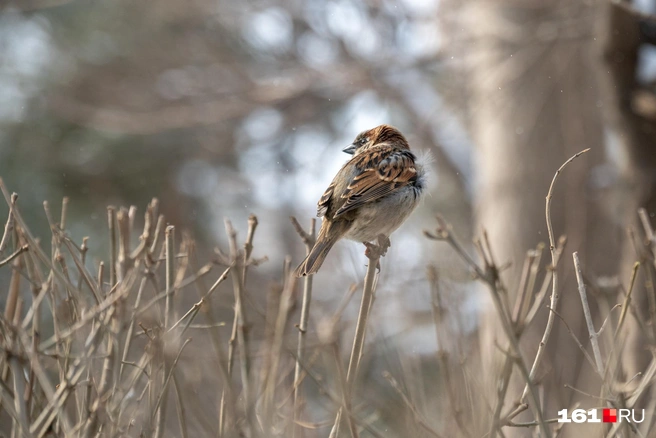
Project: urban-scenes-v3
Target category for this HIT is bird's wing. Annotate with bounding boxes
[317,180,336,217]
[331,145,417,218]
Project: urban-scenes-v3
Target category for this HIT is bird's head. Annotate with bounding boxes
[342,124,409,155]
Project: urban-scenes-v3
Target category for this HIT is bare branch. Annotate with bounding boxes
[0,244,28,268]
[573,251,604,375]
[521,148,590,403]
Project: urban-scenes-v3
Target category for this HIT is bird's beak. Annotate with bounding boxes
[342,144,357,155]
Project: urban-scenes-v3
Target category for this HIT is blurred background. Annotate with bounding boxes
[0,0,476,362]
[1,0,656,436]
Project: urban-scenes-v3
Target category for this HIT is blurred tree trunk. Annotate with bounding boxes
[462,0,629,434]
[595,0,656,389]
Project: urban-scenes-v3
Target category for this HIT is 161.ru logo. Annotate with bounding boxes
[557,409,645,423]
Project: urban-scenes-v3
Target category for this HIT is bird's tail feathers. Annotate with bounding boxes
[294,221,349,277]
[293,238,337,277]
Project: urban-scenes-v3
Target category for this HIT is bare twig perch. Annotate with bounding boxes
[330,234,390,438]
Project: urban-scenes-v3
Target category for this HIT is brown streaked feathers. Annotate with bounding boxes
[294,124,424,277]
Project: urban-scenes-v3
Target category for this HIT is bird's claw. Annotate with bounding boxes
[363,241,375,258]
[362,235,390,264]
[377,234,390,255]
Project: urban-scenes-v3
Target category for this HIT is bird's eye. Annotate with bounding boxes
[359,137,368,145]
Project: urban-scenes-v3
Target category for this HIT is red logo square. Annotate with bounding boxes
[603,409,617,423]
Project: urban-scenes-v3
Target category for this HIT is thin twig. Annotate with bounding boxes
[291,217,316,438]
[58,233,102,303]
[546,306,599,375]
[0,244,28,267]
[167,267,230,335]
[511,249,537,327]
[521,148,590,402]
[523,236,566,327]
[172,373,189,438]
[573,251,604,374]
[0,191,18,254]
[382,371,444,438]
[148,214,165,263]
[151,338,192,422]
[119,276,147,384]
[506,418,561,427]
[596,304,622,337]
[615,262,640,338]
[117,207,130,282]
[164,225,175,329]
[108,206,117,289]
[489,345,515,437]
[136,264,212,317]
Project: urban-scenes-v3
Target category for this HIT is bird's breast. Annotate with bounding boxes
[343,185,421,242]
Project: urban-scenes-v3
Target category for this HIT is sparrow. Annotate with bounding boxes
[294,124,426,277]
